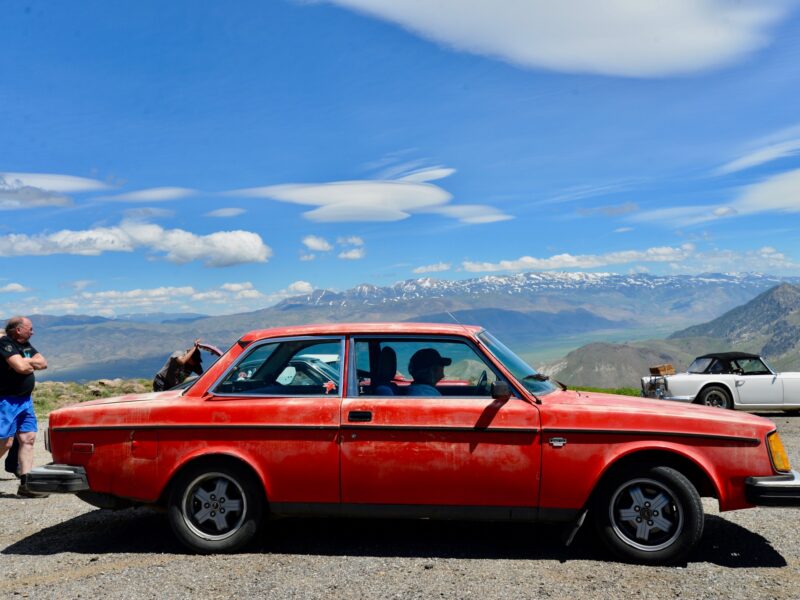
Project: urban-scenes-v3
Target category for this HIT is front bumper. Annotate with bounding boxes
[25,464,89,494]
[745,470,800,507]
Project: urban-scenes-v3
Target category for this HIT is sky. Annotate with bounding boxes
[2,0,800,317]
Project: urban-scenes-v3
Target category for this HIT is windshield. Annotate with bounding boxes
[477,331,557,396]
[687,357,713,374]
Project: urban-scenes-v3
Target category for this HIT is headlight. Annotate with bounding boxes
[767,432,792,473]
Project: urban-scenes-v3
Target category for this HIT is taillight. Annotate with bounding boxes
[767,432,792,473]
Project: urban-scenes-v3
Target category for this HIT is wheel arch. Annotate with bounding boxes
[587,448,719,509]
[158,451,269,508]
[694,381,735,405]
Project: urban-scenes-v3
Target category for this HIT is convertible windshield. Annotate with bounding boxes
[687,357,713,374]
[477,331,557,395]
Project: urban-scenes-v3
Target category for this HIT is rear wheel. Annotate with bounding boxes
[697,385,732,410]
[168,459,263,553]
[593,465,704,564]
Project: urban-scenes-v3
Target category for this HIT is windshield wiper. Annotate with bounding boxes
[524,373,567,391]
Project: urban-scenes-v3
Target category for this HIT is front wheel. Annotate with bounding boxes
[593,465,704,564]
[168,459,263,553]
[697,385,732,410]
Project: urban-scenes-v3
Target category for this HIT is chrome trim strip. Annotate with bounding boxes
[542,427,759,445]
[51,424,339,432]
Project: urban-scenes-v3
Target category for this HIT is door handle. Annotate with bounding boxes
[348,410,372,422]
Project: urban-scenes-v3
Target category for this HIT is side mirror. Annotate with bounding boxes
[491,381,512,401]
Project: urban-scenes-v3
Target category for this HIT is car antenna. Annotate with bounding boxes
[445,311,473,336]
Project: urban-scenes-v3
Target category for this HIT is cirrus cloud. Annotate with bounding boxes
[101,187,196,202]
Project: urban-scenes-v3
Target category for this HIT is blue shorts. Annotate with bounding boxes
[0,396,37,439]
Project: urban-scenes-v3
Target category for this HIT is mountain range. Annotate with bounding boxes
[7,271,798,382]
[543,283,800,388]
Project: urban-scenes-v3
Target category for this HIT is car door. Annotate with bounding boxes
[207,336,344,506]
[339,335,541,517]
[733,357,783,407]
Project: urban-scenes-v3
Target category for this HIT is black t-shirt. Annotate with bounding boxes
[0,335,38,397]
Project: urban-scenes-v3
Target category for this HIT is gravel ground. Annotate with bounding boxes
[2,414,800,599]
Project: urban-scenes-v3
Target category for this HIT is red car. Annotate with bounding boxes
[30,323,800,564]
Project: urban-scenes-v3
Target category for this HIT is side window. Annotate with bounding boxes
[736,358,771,375]
[214,338,342,396]
[355,338,502,398]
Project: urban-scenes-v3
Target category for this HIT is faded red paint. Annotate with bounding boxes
[47,323,780,514]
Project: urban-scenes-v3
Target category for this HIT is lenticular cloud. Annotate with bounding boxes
[327,0,787,77]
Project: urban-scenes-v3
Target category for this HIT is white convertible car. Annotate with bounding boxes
[641,352,800,412]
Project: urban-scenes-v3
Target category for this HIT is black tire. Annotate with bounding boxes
[697,385,732,410]
[592,465,704,565]
[168,459,264,553]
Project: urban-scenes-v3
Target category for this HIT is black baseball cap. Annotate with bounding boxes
[409,348,452,374]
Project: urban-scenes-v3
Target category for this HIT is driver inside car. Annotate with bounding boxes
[406,348,451,396]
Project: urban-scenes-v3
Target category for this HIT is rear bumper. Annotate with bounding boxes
[745,470,800,507]
[25,464,89,494]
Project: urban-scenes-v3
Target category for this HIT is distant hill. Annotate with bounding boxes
[20,271,799,382]
[543,283,800,388]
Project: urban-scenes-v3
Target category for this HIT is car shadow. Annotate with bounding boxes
[1,509,787,567]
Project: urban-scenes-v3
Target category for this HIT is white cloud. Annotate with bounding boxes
[397,167,456,183]
[0,172,109,193]
[734,168,800,215]
[717,139,800,175]
[0,174,72,210]
[15,281,273,316]
[229,166,512,225]
[338,247,366,260]
[635,168,800,227]
[288,281,313,294]
[220,282,254,293]
[303,235,333,251]
[206,208,246,217]
[233,179,452,222]
[102,187,196,202]
[614,227,633,233]
[0,220,271,267]
[413,262,451,274]
[462,244,696,272]
[68,279,94,291]
[337,235,364,246]
[325,0,787,77]
[425,204,513,224]
[0,283,30,293]
[124,207,175,219]
[300,253,316,261]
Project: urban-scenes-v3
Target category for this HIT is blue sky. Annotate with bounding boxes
[2,0,800,316]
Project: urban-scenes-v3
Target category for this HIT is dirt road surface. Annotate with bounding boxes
[2,414,800,599]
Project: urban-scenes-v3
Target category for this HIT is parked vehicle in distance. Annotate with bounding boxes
[641,352,800,412]
[30,324,800,565]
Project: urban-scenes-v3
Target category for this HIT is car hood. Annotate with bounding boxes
[541,389,775,440]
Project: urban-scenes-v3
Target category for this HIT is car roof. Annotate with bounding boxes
[240,322,484,343]
[696,351,762,360]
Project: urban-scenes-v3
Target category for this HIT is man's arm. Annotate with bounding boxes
[28,353,47,370]
[5,354,34,375]
[174,340,201,366]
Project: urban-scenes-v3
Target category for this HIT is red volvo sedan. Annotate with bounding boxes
[29,323,800,564]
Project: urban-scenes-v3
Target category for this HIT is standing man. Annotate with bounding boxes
[0,316,49,497]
